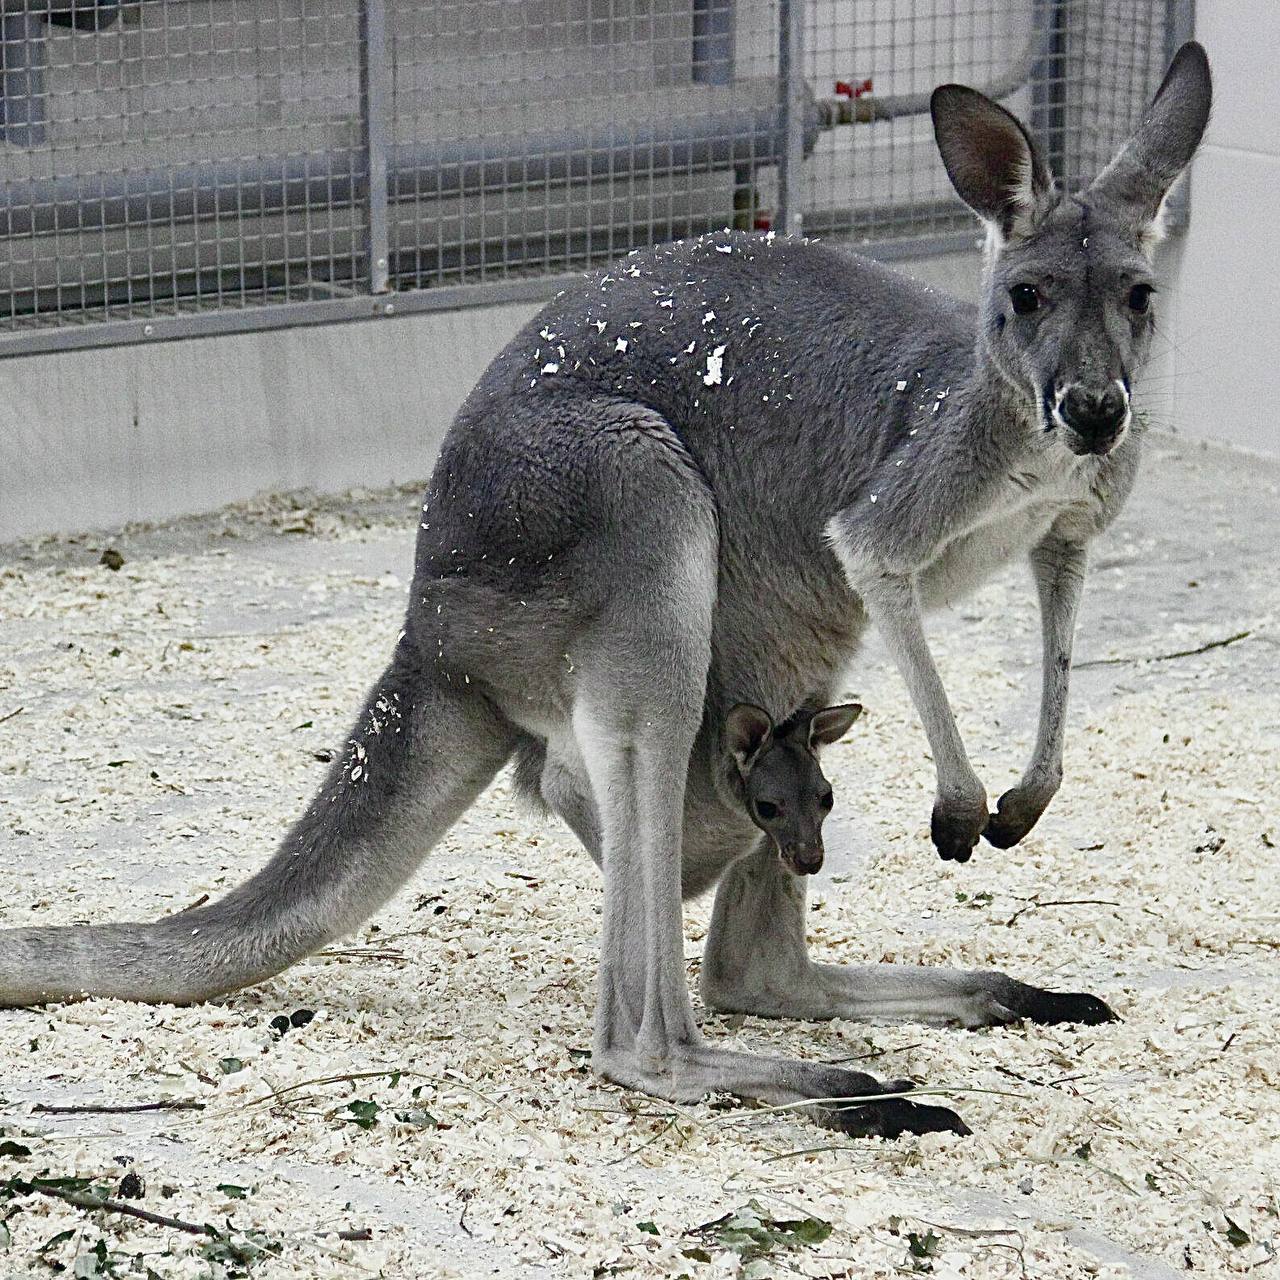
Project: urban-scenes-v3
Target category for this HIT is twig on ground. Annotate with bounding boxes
[823,1042,925,1065]
[1075,629,1252,669]
[245,1069,411,1112]
[316,947,407,963]
[993,1065,1090,1094]
[1004,897,1119,927]
[21,1180,207,1234]
[608,1113,686,1167]
[983,1153,1138,1195]
[19,1179,376,1251]
[0,706,23,725]
[759,1144,856,1165]
[1231,938,1280,951]
[32,1100,206,1116]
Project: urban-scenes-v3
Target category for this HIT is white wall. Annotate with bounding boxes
[0,303,540,542]
[1151,9,1280,455]
[0,251,981,543]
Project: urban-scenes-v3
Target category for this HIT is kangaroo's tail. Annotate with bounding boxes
[0,654,514,1006]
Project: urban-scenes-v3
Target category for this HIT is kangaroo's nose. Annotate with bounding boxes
[1060,384,1128,438]
[781,842,824,876]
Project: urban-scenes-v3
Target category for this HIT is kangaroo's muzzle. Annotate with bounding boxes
[778,840,824,876]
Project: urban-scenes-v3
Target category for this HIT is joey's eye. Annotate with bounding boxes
[1009,284,1040,315]
[1128,283,1153,313]
[754,800,780,822]
[819,792,834,812]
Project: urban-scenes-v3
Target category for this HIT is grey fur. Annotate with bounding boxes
[0,45,1211,1138]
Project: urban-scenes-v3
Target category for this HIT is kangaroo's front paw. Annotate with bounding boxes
[931,790,989,863]
[983,778,1058,849]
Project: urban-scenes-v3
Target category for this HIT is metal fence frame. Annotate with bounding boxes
[0,0,1194,360]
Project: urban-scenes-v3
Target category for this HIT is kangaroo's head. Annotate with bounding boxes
[724,702,862,876]
[931,42,1212,458]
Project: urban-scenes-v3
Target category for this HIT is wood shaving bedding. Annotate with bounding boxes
[0,437,1277,1279]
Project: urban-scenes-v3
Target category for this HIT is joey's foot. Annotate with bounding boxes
[983,783,1055,849]
[931,794,989,862]
[823,1096,970,1139]
[991,976,1116,1026]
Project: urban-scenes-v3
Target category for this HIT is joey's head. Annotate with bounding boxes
[724,702,862,876]
[931,42,1212,458]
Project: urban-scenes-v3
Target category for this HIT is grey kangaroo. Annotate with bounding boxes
[0,45,1211,1138]
[723,701,862,876]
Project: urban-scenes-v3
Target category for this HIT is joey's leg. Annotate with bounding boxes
[701,842,1115,1026]
[985,536,1086,848]
[858,574,988,861]
[573,423,964,1138]
[540,750,603,864]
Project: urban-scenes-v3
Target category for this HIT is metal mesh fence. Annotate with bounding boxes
[0,0,1184,355]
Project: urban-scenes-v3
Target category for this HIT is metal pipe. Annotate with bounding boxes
[0,81,822,237]
[0,32,1042,243]
[814,32,1041,128]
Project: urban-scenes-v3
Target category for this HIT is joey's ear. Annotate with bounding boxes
[725,704,774,772]
[1087,41,1212,248]
[931,84,1054,244]
[807,703,863,750]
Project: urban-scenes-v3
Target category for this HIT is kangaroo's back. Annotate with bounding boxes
[452,231,976,474]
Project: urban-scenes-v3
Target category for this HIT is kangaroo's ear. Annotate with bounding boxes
[807,703,863,751]
[725,704,774,773]
[931,84,1054,245]
[1087,41,1212,248]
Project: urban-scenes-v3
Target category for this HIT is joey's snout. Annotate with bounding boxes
[777,839,824,877]
[1050,380,1131,455]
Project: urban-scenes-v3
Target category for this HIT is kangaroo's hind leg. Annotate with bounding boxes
[701,840,1114,1026]
[569,404,964,1138]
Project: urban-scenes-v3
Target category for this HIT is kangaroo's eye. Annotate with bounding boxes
[819,792,834,812]
[754,800,780,822]
[1009,284,1040,315]
[1128,283,1153,313]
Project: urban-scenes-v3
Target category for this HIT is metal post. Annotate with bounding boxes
[1030,0,1069,186]
[358,0,390,295]
[1162,0,1196,228]
[776,0,805,238]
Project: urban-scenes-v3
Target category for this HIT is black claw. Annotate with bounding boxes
[982,815,1023,849]
[931,809,983,863]
[996,978,1118,1026]
[827,1097,970,1140]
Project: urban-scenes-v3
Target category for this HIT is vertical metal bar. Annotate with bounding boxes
[776,0,805,237]
[1163,0,1196,228]
[1031,0,1069,186]
[359,0,390,294]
